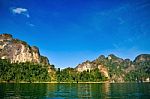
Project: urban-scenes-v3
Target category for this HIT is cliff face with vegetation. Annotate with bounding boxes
[76,54,150,82]
[0,34,49,65]
[55,54,149,83]
[0,33,56,82]
[0,33,149,83]
[134,54,150,63]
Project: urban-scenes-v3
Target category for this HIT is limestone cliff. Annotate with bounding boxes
[0,33,49,65]
[134,54,150,63]
[76,54,150,82]
[76,59,110,79]
[76,60,97,72]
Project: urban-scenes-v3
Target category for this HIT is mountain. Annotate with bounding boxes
[0,33,56,82]
[134,54,150,63]
[0,33,49,65]
[76,54,150,82]
[0,33,149,83]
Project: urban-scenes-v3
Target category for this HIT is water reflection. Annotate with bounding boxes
[77,84,92,98]
[46,83,111,98]
[0,83,47,99]
[109,83,150,99]
[0,83,150,99]
[50,84,72,98]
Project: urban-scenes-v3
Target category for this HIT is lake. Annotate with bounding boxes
[0,83,149,99]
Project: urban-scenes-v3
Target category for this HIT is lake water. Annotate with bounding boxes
[0,83,149,99]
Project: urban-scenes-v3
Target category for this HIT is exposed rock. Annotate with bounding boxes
[98,55,105,60]
[40,56,50,65]
[111,74,125,83]
[134,54,150,63]
[76,58,110,79]
[107,54,123,63]
[76,60,97,72]
[124,64,135,73]
[76,54,150,82]
[98,65,110,79]
[0,33,49,65]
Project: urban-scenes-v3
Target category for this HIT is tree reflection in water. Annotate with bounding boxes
[78,84,92,98]
[0,83,149,99]
[0,83,47,99]
[77,83,110,99]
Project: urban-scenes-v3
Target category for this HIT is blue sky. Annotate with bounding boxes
[0,0,150,68]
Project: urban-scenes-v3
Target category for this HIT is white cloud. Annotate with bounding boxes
[11,7,30,18]
[12,8,27,14]
[29,23,35,27]
[26,22,35,27]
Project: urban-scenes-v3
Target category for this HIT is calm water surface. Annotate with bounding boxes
[0,83,149,99]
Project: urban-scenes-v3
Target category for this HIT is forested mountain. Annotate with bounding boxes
[0,33,55,82]
[0,33,149,83]
[75,54,150,82]
[0,34,49,65]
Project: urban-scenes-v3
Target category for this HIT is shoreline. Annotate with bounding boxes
[0,81,149,84]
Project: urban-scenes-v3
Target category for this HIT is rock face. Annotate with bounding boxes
[134,54,150,63]
[0,33,49,65]
[76,60,97,72]
[76,54,150,82]
[76,59,110,79]
[98,65,109,79]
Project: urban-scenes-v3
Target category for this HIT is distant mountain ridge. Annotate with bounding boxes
[0,33,49,65]
[76,54,150,82]
[134,54,150,63]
